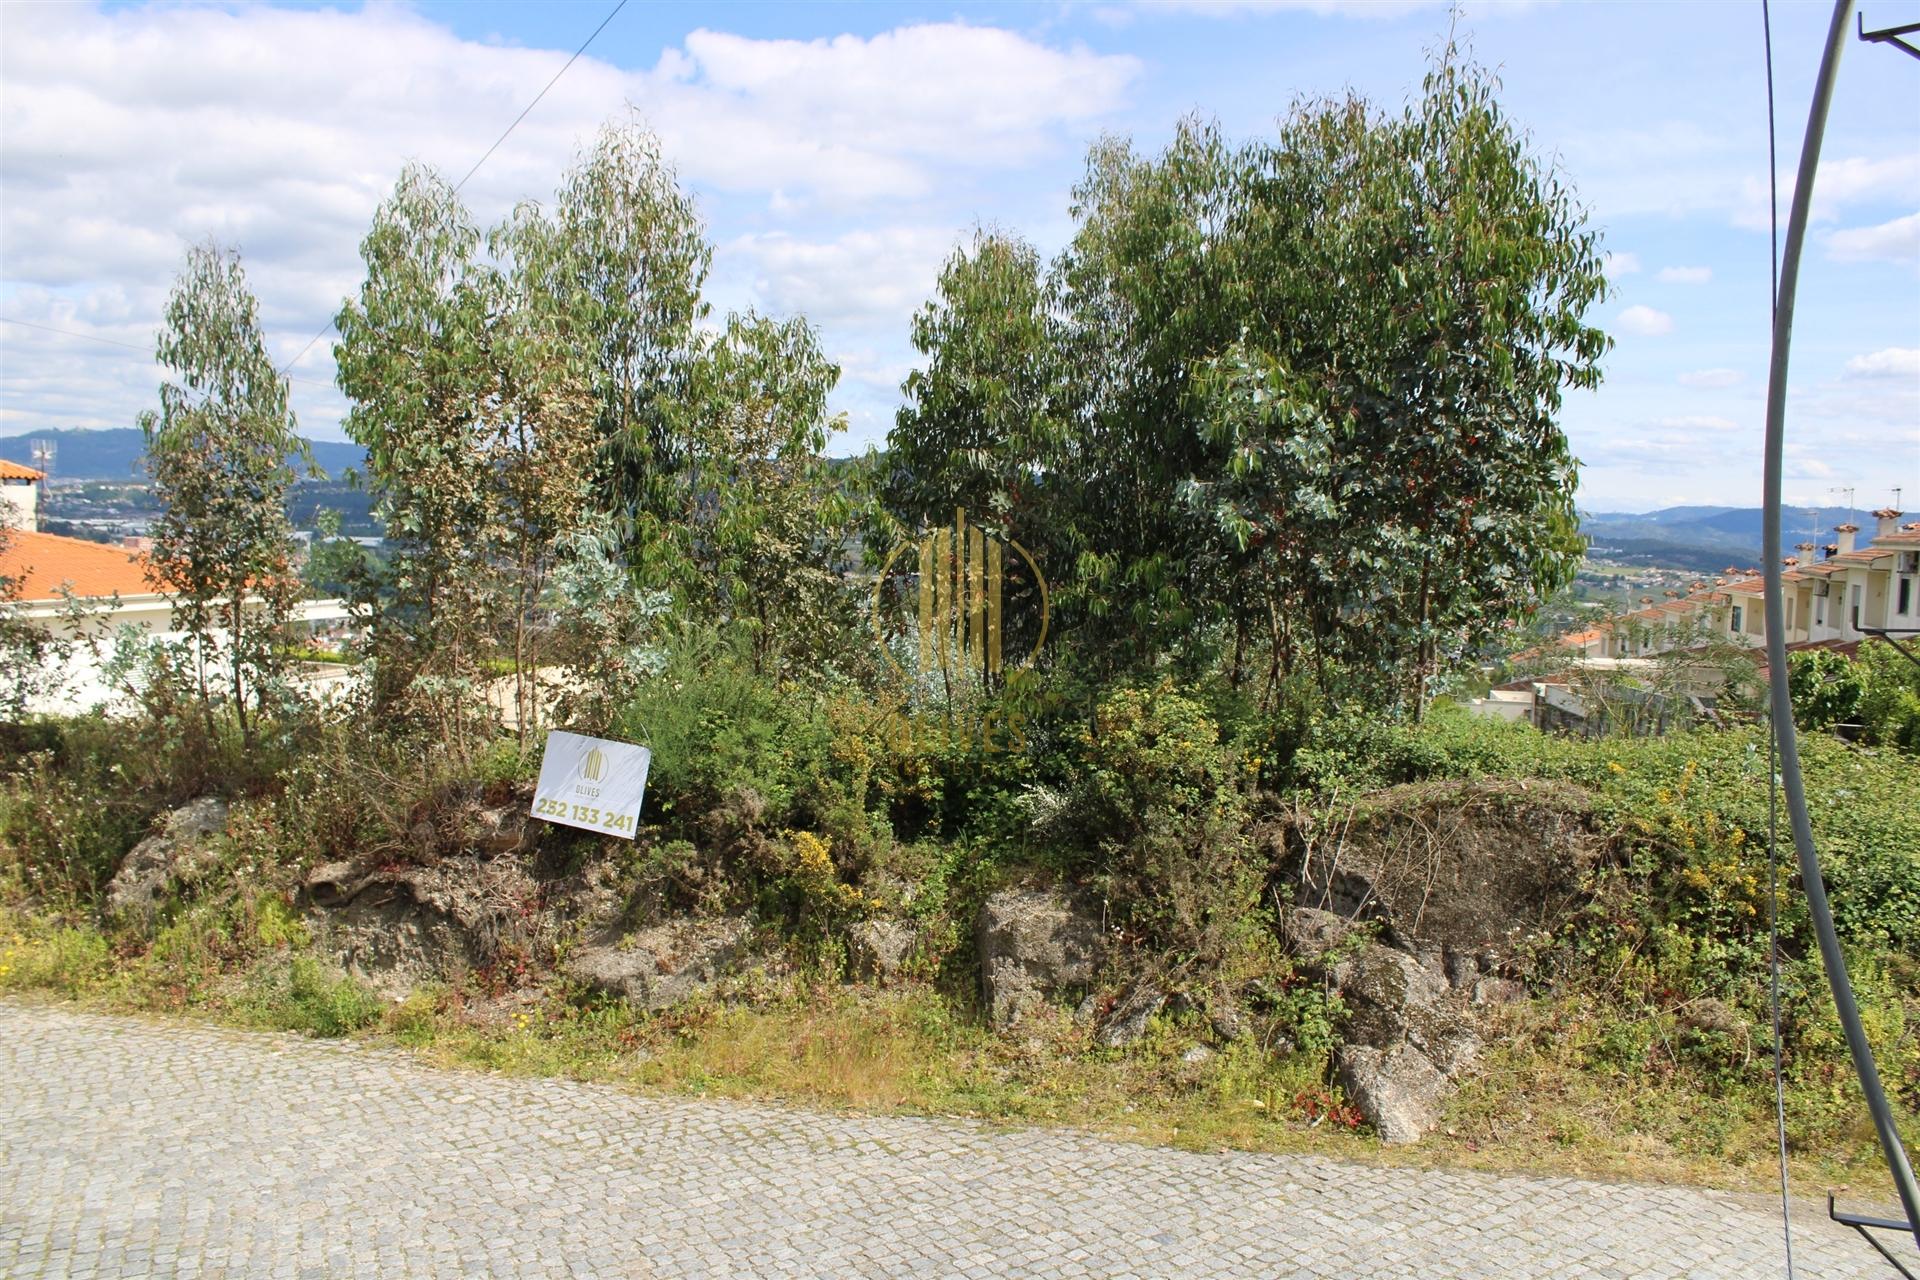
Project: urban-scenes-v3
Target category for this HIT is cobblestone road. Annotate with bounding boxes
[0,1001,1898,1278]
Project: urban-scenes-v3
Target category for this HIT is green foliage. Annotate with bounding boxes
[1855,639,1920,751]
[887,47,1607,706]
[613,634,833,830]
[282,955,385,1037]
[889,230,1059,533]
[140,240,308,746]
[1070,683,1263,964]
[335,160,605,746]
[1295,705,1920,963]
[1788,647,1866,731]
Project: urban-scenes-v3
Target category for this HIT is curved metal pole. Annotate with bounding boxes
[1763,0,1920,1246]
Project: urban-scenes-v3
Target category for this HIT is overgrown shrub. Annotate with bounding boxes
[1067,683,1265,966]
[1789,648,1865,732]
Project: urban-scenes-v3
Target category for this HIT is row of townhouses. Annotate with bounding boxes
[1555,509,1920,662]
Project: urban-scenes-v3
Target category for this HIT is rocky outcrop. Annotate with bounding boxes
[105,797,230,932]
[1282,780,1604,981]
[977,888,1107,1027]
[564,917,751,1011]
[846,919,918,984]
[302,854,542,998]
[1281,907,1482,1145]
[1096,981,1167,1048]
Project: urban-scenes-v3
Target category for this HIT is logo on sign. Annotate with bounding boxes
[532,730,650,841]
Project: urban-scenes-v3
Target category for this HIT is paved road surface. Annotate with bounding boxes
[0,1001,1895,1278]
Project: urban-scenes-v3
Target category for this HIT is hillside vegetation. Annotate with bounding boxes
[4,45,1918,1198]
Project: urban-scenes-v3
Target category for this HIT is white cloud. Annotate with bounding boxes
[1735,153,1920,232]
[1615,304,1674,337]
[1844,347,1920,380]
[1827,211,1920,265]
[0,5,1138,441]
[649,27,1138,201]
[1656,265,1710,285]
[1678,368,1742,389]
[1602,251,1641,278]
[723,227,959,333]
[1573,420,1736,473]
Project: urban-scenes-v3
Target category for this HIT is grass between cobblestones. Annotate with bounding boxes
[0,903,1903,1203]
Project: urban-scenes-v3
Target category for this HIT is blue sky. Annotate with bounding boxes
[1,0,1914,512]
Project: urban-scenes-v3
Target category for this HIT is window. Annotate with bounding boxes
[1901,576,1913,617]
[1816,597,1825,626]
[1730,605,1743,634]
[1851,584,1863,629]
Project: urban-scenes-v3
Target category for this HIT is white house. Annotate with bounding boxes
[2,526,354,714]
[0,459,43,529]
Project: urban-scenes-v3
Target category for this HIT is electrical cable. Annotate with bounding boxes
[0,316,334,388]
[274,0,631,379]
[1759,5,1795,1274]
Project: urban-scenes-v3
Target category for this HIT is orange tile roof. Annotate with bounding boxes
[1,530,160,602]
[0,459,45,481]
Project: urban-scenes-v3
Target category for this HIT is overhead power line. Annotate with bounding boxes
[0,315,335,388]
[451,0,631,197]
[275,0,632,379]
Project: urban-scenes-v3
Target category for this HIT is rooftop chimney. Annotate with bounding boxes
[1834,523,1859,554]
[1823,543,1840,560]
[1871,508,1904,541]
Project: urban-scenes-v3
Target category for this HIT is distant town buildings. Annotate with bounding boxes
[1477,511,1919,735]
[1550,509,1918,663]
[1,458,353,714]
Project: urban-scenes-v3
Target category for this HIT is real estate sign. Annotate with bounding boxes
[532,730,650,840]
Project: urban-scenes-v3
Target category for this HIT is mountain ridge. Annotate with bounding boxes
[0,427,364,482]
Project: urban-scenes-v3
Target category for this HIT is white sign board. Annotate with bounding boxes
[532,730,651,840]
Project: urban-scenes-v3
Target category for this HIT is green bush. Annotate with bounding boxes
[1789,648,1866,731]
[1069,682,1264,965]
[613,639,833,832]
[1857,639,1920,752]
[0,750,154,905]
[285,955,385,1037]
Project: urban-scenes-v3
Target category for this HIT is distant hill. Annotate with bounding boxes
[0,427,364,482]
[1578,505,1866,574]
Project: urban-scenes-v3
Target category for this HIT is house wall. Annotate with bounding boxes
[0,480,37,530]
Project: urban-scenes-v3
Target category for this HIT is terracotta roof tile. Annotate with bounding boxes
[0,530,160,602]
[0,459,45,481]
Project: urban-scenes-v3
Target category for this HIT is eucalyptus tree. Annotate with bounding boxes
[481,205,602,736]
[336,164,616,742]
[1199,54,1609,710]
[893,48,1610,712]
[334,162,493,700]
[678,310,853,674]
[888,230,1061,540]
[545,119,712,572]
[141,240,307,744]
[1045,121,1247,676]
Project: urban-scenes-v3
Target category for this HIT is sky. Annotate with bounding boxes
[0,0,1914,514]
